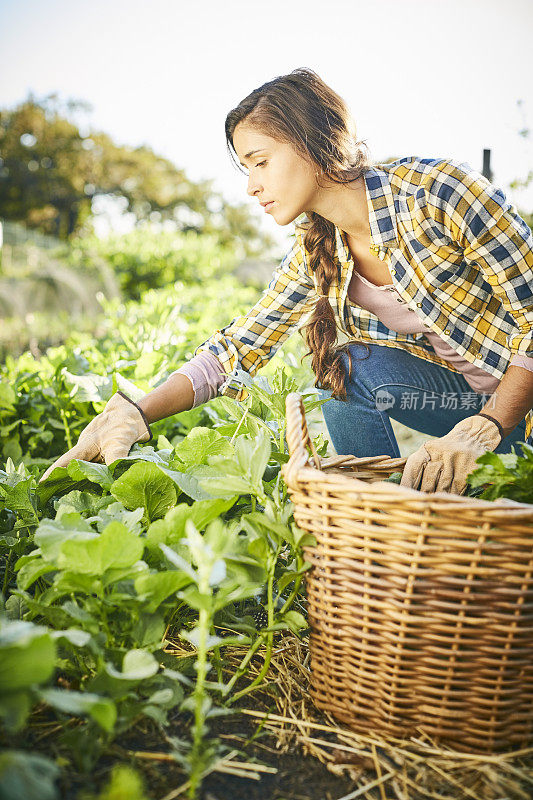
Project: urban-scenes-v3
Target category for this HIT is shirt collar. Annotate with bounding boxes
[334,164,399,263]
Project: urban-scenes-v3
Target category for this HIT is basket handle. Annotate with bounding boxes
[285,392,321,470]
[284,393,409,486]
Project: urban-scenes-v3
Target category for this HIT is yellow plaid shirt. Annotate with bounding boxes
[195,156,533,440]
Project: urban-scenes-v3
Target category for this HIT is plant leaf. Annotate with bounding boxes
[111,462,178,522]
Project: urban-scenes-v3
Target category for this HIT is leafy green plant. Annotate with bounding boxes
[464,441,533,503]
[66,227,240,301]
[0,364,327,795]
[0,749,61,800]
[0,277,262,467]
[0,610,107,734]
[0,250,329,797]
[160,517,265,798]
[77,764,150,800]
[0,614,57,732]
[383,472,403,484]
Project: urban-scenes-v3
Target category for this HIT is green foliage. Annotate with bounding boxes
[0,277,261,465]
[78,764,150,800]
[0,617,56,731]
[384,472,403,484]
[65,227,240,301]
[0,249,331,797]
[0,350,325,798]
[464,441,533,502]
[110,463,178,523]
[0,612,98,734]
[0,749,60,800]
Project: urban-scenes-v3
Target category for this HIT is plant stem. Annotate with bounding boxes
[222,628,268,698]
[230,402,250,445]
[225,552,277,705]
[277,573,304,617]
[213,636,223,685]
[223,549,306,705]
[59,407,73,450]
[189,605,209,800]
[2,549,13,596]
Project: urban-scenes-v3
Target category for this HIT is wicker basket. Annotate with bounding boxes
[281,392,533,754]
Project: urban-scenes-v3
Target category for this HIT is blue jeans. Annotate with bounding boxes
[315,342,531,458]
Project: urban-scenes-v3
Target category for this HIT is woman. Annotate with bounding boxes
[40,68,533,495]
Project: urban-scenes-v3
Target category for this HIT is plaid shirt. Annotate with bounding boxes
[195,156,533,440]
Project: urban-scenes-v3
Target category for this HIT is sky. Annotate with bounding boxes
[1,0,533,254]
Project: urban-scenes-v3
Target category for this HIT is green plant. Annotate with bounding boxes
[0,249,329,796]
[383,472,402,484]
[160,517,265,798]
[464,441,533,503]
[0,361,326,796]
[66,228,240,301]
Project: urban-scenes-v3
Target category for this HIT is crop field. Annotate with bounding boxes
[0,272,348,799]
[2,264,533,800]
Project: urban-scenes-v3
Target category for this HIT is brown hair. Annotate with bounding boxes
[225,68,373,401]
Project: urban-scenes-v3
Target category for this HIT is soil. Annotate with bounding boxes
[120,693,357,800]
[5,690,357,800]
[195,710,356,800]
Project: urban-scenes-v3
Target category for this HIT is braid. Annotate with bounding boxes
[300,212,371,401]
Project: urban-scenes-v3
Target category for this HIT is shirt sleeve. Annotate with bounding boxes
[426,160,533,358]
[170,351,227,407]
[510,354,533,373]
[193,230,316,400]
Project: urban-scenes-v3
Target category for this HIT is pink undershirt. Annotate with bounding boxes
[173,272,533,407]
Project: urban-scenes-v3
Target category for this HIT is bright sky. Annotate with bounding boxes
[1,0,533,254]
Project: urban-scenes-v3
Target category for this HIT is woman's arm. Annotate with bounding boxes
[480,364,533,439]
[139,233,316,422]
[40,236,317,478]
[399,166,533,494]
[136,372,195,424]
[137,350,228,423]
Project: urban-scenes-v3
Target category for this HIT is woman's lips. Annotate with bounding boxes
[263,201,275,212]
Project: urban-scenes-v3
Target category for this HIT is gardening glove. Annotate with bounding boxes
[399,413,503,495]
[39,391,152,482]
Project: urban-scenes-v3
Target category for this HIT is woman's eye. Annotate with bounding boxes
[242,160,267,176]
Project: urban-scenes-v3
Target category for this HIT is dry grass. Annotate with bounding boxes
[194,632,533,800]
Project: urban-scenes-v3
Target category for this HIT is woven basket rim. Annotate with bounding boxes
[282,461,533,517]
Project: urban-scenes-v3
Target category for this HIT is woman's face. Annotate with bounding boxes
[232,122,318,226]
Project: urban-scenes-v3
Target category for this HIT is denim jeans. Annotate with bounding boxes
[315,342,531,458]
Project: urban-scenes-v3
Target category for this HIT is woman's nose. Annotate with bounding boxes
[247,175,261,197]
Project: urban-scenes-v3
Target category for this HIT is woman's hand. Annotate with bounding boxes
[39,391,152,483]
[399,414,502,495]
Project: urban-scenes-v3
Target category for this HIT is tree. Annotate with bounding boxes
[0,93,275,255]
